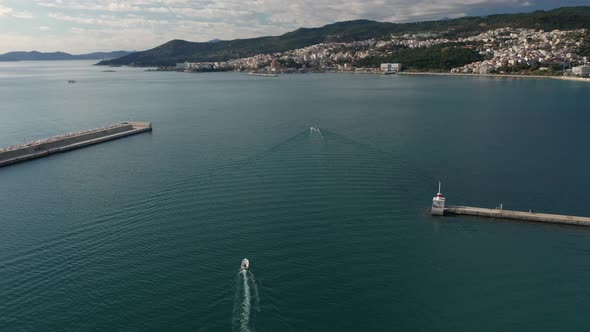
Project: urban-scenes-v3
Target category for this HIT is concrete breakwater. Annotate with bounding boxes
[431,182,590,227]
[445,205,590,227]
[0,122,152,167]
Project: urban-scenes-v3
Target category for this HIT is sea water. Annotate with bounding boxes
[1,60,590,331]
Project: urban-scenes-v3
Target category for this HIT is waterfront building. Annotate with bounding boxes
[572,65,590,77]
[380,63,401,72]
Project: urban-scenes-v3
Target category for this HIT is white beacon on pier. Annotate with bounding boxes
[431,180,446,215]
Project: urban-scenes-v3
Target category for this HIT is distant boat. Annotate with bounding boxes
[67,80,76,83]
[382,71,396,75]
[248,72,277,77]
[102,70,116,72]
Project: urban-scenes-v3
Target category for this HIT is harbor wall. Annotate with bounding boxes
[445,205,590,227]
[0,122,151,167]
[0,124,132,162]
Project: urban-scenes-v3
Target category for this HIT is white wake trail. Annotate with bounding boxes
[309,126,324,139]
[240,270,251,332]
[233,269,258,332]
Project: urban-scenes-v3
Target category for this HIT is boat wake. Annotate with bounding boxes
[309,126,325,147]
[309,126,323,136]
[232,268,259,331]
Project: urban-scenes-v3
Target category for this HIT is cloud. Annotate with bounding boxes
[0,5,11,16]
[12,11,34,19]
[3,0,544,53]
[35,0,536,25]
[0,4,33,18]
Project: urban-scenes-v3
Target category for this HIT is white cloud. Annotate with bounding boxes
[2,0,541,53]
[0,5,14,16]
[12,11,34,19]
[35,0,536,25]
[0,4,33,18]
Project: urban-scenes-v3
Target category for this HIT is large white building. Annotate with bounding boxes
[572,65,590,77]
[380,63,401,72]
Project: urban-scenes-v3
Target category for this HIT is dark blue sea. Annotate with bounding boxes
[1,60,590,331]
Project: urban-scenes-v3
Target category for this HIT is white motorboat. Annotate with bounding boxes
[241,258,250,270]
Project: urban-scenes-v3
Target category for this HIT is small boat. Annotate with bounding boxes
[241,258,250,270]
[67,80,76,83]
[248,72,277,77]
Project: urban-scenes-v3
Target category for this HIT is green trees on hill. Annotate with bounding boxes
[578,35,590,57]
[354,44,484,71]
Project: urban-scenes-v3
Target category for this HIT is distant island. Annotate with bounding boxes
[0,50,134,62]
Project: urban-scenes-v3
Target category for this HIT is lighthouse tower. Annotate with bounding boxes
[431,180,446,215]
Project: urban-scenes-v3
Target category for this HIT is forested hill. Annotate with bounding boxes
[98,6,590,67]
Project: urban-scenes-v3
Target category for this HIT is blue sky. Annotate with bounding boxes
[0,0,587,53]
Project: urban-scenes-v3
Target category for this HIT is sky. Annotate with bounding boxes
[0,0,588,54]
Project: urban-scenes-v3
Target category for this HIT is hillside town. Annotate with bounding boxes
[450,28,588,74]
[174,27,590,77]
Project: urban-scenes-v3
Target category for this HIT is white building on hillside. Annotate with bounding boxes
[380,63,401,72]
[572,65,590,77]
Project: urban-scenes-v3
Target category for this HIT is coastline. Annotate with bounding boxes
[398,71,590,83]
[159,68,590,83]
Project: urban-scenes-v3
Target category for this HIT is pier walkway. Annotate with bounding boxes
[431,181,590,227]
[445,206,590,227]
[0,122,152,167]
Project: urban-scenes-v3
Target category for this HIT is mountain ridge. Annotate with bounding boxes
[0,50,134,62]
[97,6,590,67]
